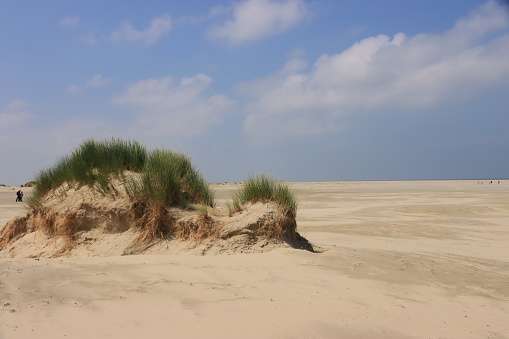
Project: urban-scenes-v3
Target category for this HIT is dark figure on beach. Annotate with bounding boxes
[16,190,23,202]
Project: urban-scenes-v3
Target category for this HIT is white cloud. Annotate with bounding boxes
[112,74,235,136]
[59,17,80,27]
[110,15,172,45]
[241,0,509,139]
[68,74,111,93]
[208,0,309,45]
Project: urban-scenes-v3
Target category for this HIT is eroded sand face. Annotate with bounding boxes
[1,181,508,338]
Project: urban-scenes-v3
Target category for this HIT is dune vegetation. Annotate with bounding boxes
[1,138,313,255]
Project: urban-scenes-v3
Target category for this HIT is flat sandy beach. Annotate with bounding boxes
[1,181,508,338]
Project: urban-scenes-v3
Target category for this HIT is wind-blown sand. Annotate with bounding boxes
[1,181,508,338]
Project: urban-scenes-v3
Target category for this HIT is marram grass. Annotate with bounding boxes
[125,149,214,208]
[230,175,298,215]
[27,138,213,210]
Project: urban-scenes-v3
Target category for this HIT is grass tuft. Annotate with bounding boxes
[232,175,297,215]
[229,175,299,240]
[125,149,214,209]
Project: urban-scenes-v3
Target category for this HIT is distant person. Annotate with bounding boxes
[16,190,23,202]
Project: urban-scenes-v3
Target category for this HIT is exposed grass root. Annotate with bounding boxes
[227,175,315,251]
[174,215,220,243]
[133,204,174,244]
[0,216,29,249]
[31,209,81,255]
[125,201,220,254]
[229,204,315,252]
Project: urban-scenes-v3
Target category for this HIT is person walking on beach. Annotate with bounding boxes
[15,190,23,202]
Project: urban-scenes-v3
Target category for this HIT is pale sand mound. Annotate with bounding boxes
[0,182,313,258]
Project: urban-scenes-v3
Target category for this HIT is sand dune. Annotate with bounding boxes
[1,181,508,338]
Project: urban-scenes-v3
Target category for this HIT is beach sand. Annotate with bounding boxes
[1,181,508,338]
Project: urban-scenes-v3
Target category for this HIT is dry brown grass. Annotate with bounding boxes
[0,208,84,255]
[244,204,314,252]
[174,215,220,242]
[122,204,220,254]
[1,195,222,256]
[256,207,297,240]
[135,206,174,243]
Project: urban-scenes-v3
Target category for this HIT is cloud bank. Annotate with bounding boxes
[240,0,509,139]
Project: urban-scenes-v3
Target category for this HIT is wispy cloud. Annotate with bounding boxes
[81,30,99,45]
[68,74,111,93]
[177,5,229,24]
[208,0,309,45]
[109,15,172,45]
[86,74,111,87]
[346,24,365,37]
[112,74,235,136]
[239,0,509,139]
[59,16,80,27]
[0,100,34,131]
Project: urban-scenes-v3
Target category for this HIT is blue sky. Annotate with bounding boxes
[1,0,508,185]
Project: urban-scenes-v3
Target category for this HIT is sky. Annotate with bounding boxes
[1,0,508,185]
